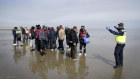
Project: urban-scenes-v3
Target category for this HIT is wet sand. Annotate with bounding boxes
[0,28,140,79]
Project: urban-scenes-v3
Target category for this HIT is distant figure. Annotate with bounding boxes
[15,27,22,46]
[28,26,35,51]
[69,26,78,60]
[65,27,71,50]
[46,27,50,49]
[42,26,49,49]
[21,26,26,42]
[25,27,29,42]
[56,26,60,48]
[106,23,126,69]
[79,26,90,56]
[39,27,46,57]
[58,25,65,51]
[49,27,57,51]
[12,27,17,46]
[35,25,41,51]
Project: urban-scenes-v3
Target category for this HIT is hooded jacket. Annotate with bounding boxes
[49,28,57,39]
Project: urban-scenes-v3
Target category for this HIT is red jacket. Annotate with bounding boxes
[79,30,86,39]
[35,28,41,37]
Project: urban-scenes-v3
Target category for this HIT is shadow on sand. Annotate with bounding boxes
[88,54,115,66]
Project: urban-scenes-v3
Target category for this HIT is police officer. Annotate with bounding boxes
[106,23,126,68]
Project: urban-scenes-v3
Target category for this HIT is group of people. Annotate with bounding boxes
[12,22,126,69]
[12,25,90,61]
[12,27,28,46]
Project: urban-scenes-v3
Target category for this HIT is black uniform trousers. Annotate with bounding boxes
[114,43,125,66]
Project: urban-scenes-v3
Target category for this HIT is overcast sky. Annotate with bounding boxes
[0,0,140,28]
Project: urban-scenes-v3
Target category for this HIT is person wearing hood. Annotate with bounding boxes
[106,23,126,69]
[49,27,57,51]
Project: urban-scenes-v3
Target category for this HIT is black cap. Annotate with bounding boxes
[118,23,124,26]
[81,25,85,28]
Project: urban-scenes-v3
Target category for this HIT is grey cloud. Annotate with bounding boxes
[0,0,140,28]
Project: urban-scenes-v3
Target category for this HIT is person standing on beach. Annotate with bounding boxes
[35,25,41,51]
[21,27,26,42]
[12,27,17,46]
[79,26,90,56]
[28,26,35,51]
[15,27,22,46]
[25,27,29,42]
[58,25,65,51]
[69,26,78,60]
[39,27,46,57]
[46,27,50,49]
[106,23,126,68]
[65,27,71,50]
[49,27,57,51]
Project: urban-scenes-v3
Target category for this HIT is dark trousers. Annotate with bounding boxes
[50,38,56,49]
[36,38,40,51]
[114,44,125,66]
[35,38,38,46]
[80,42,86,53]
[40,40,45,50]
[70,44,77,59]
[46,38,50,49]
[58,40,64,50]
[13,36,16,44]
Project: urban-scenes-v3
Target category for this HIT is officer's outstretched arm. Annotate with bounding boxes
[109,29,124,35]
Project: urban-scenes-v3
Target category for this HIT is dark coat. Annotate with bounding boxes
[65,28,71,41]
[12,29,16,37]
[21,28,26,34]
[49,28,57,39]
[29,29,35,39]
[69,29,78,44]
[109,28,125,35]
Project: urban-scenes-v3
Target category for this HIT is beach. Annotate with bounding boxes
[0,28,140,79]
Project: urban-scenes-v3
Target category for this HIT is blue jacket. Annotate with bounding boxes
[49,29,57,39]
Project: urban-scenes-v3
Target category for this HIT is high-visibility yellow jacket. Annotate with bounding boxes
[115,29,126,44]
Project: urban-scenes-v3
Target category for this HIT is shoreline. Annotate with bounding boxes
[0,27,13,30]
